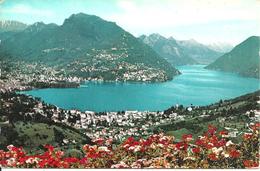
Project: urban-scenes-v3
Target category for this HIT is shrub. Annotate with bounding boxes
[0,123,259,169]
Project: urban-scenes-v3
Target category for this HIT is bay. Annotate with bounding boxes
[20,65,260,112]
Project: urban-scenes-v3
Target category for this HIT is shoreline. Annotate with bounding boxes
[17,86,260,114]
[1,64,259,114]
[1,89,259,142]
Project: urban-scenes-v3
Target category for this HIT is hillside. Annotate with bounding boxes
[205,36,260,78]
[139,34,222,65]
[0,92,92,153]
[0,90,259,168]
[0,123,259,168]
[139,34,197,66]
[0,20,28,43]
[161,90,260,140]
[177,39,223,64]
[0,13,179,82]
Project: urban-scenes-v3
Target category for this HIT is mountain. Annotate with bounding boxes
[177,39,223,64]
[0,20,27,32]
[0,13,179,82]
[205,36,260,78]
[139,34,197,66]
[207,42,233,53]
[139,34,222,66]
[0,20,28,43]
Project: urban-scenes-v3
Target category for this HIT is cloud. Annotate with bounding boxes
[2,4,54,17]
[0,0,258,44]
[106,0,259,36]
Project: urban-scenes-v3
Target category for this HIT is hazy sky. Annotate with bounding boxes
[0,0,259,45]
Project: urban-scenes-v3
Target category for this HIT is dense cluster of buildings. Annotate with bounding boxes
[1,59,259,144]
[51,109,187,141]
[67,51,168,82]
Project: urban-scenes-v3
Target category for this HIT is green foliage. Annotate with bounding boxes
[64,149,84,158]
[160,90,260,142]
[0,13,178,80]
[206,36,260,78]
[53,127,65,145]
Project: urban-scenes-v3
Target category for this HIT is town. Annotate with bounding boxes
[0,57,259,149]
[0,46,170,93]
[1,86,259,148]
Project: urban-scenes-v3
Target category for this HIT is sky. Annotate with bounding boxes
[0,0,259,45]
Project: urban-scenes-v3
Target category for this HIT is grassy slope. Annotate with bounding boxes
[0,121,91,155]
[206,36,260,78]
[159,90,260,141]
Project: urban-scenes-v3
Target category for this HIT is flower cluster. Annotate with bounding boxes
[0,123,259,168]
[0,144,87,168]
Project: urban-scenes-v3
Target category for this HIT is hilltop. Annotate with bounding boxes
[206,36,260,78]
[0,14,179,82]
[139,34,222,65]
[0,20,27,32]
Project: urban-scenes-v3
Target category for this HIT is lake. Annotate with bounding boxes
[20,65,260,112]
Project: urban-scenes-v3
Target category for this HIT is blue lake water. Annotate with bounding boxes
[20,65,260,112]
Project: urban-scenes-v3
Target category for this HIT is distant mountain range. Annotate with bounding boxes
[0,13,179,82]
[206,36,260,78]
[0,21,28,42]
[139,34,222,65]
[0,20,27,32]
[207,42,233,53]
[139,34,196,66]
[0,15,258,80]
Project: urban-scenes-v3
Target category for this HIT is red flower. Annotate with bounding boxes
[205,143,214,150]
[207,125,217,136]
[175,142,188,151]
[94,138,104,145]
[87,152,100,159]
[55,150,64,158]
[0,125,259,168]
[195,139,204,146]
[243,133,253,140]
[144,139,153,146]
[208,153,218,161]
[61,162,70,168]
[105,138,113,146]
[64,157,79,163]
[182,134,193,142]
[219,130,228,136]
[0,160,7,166]
[216,139,226,147]
[83,144,90,151]
[243,160,252,168]
[79,157,88,165]
[140,146,146,153]
[243,160,259,168]
[44,144,54,152]
[229,150,240,158]
[209,135,219,145]
[131,141,140,146]
[38,159,48,168]
[250,123,260,131]
[126,137,135,143]
[192,147,201,154]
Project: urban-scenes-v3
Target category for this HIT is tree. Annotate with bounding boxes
[54,127,65,145]
[58,112,65,122]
